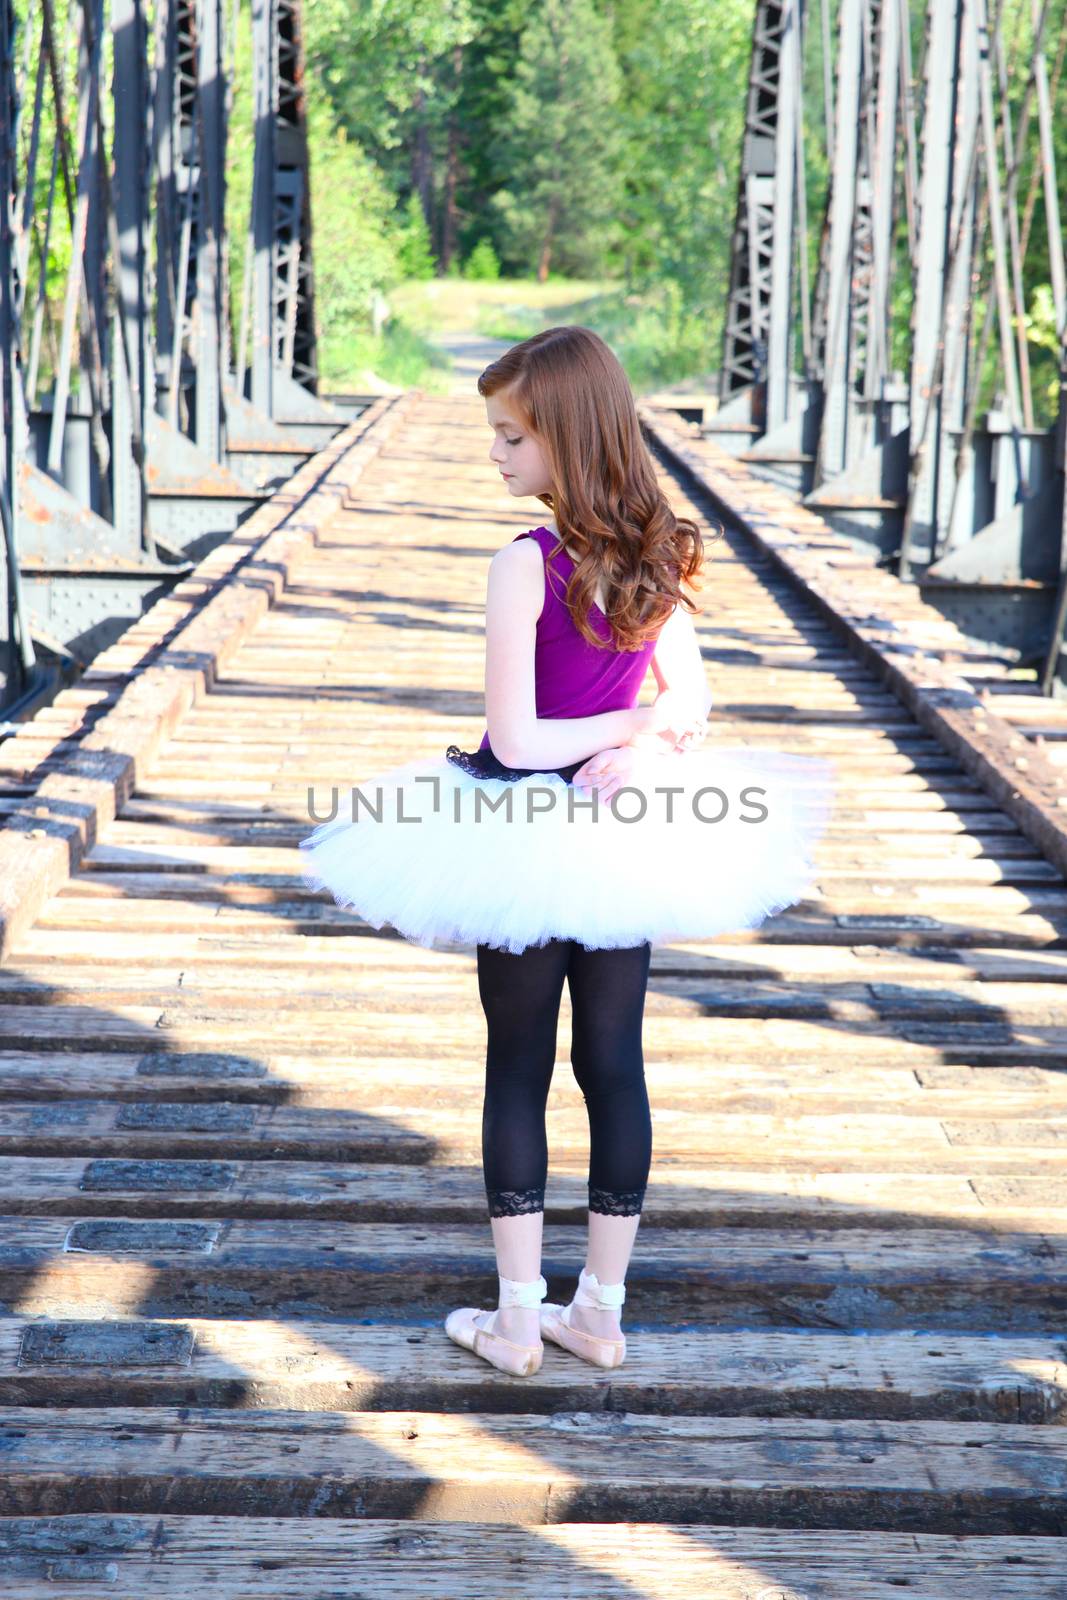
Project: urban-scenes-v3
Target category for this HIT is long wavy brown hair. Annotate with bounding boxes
[478,325,719,651]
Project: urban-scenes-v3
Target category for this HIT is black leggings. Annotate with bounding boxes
[476,937,653,1219]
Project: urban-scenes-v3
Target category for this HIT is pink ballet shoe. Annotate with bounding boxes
[444,1272,547,1377]
[540,1264,627,1369]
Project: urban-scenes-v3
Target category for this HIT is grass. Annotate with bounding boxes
[384,276,723,398]
[318,276,723,398]
[317,315,456,397]
[388,276,614,338]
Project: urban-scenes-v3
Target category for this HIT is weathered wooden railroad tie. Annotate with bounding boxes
[0,391,1064,1594]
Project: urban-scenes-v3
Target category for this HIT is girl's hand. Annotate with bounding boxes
[572,745,646,803]
[673,714,709,752]
[641,688,709,751]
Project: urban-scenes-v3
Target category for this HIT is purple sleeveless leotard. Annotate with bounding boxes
[445,525,664,783]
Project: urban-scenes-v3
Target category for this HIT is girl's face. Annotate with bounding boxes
[486,391,553,500]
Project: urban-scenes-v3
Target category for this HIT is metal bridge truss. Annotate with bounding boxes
[0,0,345,722]
[716,0,1067,690]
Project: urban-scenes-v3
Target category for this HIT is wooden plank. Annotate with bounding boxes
[57,870,1067,925]
[50,818,1056,863]
[167,713,960,741]
[162,708,939,734]
[112,795,1032,834]
[75,841,1063,888]
[0,1047,1062,1116]
[0,1406,1064,1531]
[8,966,1067,1028]
[7,1003,1067,1071]
[38,891,1067,948]
[1,1516,1064,1599]
[39,834,1065,886]
[0,1317,1062,1423]
[0,1100,1066,1172]
[0,1153,1061,1230]
[85,783,1016,817]
[1,1218,1059,1329]
[21,927,1067,983]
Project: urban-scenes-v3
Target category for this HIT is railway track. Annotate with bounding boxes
[0,390,1064,1595]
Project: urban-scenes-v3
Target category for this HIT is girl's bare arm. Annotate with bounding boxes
[625,596,711,754]
[646,598,711,712]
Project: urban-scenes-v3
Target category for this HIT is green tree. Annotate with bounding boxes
[304,102,402,341]
[396,191,437,279]
[607,0,753,321]
[489,0,626,281]
[463,239,501,280]
[302,0,477,264]
[441,0,538,268]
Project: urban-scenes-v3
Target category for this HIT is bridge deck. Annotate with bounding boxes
[0,390,1064,1594]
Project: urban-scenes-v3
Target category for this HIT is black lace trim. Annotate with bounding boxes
[445,744,583,785]
[589,1184,646,1217]
[486,1185,546,1218]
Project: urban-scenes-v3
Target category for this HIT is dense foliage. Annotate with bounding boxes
[12,0,1067,410]
[269,0,758,382]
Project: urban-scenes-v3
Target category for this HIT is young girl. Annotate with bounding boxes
[299,326,834,1379]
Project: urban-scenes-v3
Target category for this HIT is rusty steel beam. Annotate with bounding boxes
[1,0,346,714]
[723,0,1067,694]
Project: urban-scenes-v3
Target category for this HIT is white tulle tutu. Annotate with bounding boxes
[299,742,835,955]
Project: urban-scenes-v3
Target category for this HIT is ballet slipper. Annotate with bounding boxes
[540,1264,627,1369]
[445,1271,547,1377]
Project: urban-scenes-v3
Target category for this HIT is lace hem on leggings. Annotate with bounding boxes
[486,1185,545,1218]
[589,1184,646,1217]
